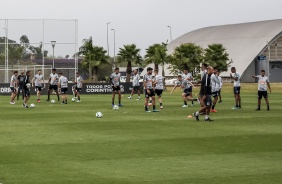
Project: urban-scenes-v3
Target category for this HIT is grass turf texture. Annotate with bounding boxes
[0,83,282,184]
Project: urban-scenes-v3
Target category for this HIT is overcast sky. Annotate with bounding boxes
[0,0,282,57]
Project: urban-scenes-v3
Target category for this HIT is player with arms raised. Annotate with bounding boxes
[110,68,123,107]
[46,68,60,102]
[32,69,45,103]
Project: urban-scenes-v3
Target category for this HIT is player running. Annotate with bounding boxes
[10,71,18,104]
[193,66,214,121]
[128,69,141,100]
[144,67,159,112]
[17,71,25,100]
[182,68,194,106]
[58,73,68,104]
[230,67,241,109]
[46,68,60,102]
[23,71,31,109]
[32,69,45,103]
[110,68,123,107]
[153,69,164,109]
[250,69,271,111]
[210,67,220,112]
[75,72,83,102]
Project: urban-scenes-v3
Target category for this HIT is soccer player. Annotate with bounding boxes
[10,71,18,104]
[198,63,208,107]
[127,69,141,100]
[46,68,60,102]
[193,66,214,121]
[182,68,194,106]
[17,71,25,100]
[144,67,159,112]
[230,67,241,109]
[75,72,83,102]
[211,67,220,112]
[110,68,123,107]
[218,72,223,103]
[153,69,164,109]
[32,69,45,103]
[250,70,271,111]
[171,75,197,106]
[58,73,68,104]
[23,71,31,108]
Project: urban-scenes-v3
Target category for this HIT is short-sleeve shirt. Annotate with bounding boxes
[233,72,241,87]
[50,73,59,85]
[182,73,193,82]
[257,75,268,91]
[76,76,83,88]
[110,72,120,86]
[10,75,17,87]
[155,75,164,90]
[143,74,153,89]
[58,76,68,88]
[181,80,191,90]
[34,74,44,87]
[132,74,140,87]
[17,75,26,86]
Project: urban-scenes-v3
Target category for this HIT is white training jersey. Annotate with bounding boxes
[257,75,268,91]
[211,74,220,92]
[110,72,120,86]
[218,76,223,89]
[34,74,44,87]
[58,76,68,88]
[201,69,207,80]
[76,76,83,88]
[182,73,193,82]
[154,75,164,90]
[181,80,191,90]
[132,74,140,86]
[49,73,59,85]
[233,72,241,87]
[143,74,153,89]
[10,75,17,87]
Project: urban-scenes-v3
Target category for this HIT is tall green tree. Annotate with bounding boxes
[117,44,141,82]
[204,43,231,72]
[170,43,203,75]
[79,37,109,82]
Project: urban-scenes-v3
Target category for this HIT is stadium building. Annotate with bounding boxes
[142,19,282,82]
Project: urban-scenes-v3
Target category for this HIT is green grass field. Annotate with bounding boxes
[1,83,282,184]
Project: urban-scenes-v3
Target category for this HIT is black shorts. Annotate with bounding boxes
[10,87,16,93]
[211,91,219,97]
[35,86,42,91]
[234,87,241,94]
[203,95,212,106]
[76,87,82,92]
[61,88,68,94]
[49,85,58,91]
[145,89,155,98]
[183,88,191,97]
[112,85,121,92]
[133,86,140,91]
[258,91,268,99]
[155,89,163,97]
[24,89,30,97]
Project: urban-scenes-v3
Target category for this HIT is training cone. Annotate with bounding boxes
[187,115,193,118]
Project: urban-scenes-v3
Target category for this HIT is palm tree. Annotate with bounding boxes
[117,44,141,82]
[79,37,109,82]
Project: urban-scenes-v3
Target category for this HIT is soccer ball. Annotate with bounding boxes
[26,83,31,89]
[30,103,35,108]
[96,112,103,118]
[72,97,76,102]
[51,100,56,104]
[113,105,119,110]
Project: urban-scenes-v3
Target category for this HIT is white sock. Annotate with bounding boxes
[138,96,140,99]
[196,111,199,116]
[205,115,209,119]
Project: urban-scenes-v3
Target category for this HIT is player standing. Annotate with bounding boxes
[230,67,241,109]
[153,69,164,109]
[46,68,60,102]
[127,69,141,100]
[193,66,214,121]
[218,72,223,103]
[144,67,159,112]
[75,72,83,102]
[10,71,18,104]
[58,73,69,104]
[32,69,45,103]
[250,70,271,111]
[23,71,31,109]
[110,68,123,107]
[17,71,25,100]
[182,68,194,106]
[210,67,220,112]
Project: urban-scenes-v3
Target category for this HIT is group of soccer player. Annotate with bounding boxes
[9,68,84,108]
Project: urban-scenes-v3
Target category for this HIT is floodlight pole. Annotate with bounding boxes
[167,26,172,42]
[51,41,56,68]
[111,29,116,68]
[107,22,111,56]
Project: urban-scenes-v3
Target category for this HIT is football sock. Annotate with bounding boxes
[212,105,215,109]
[192,101,194,105]
[205,115,209,119]
[138,96,140,99]
[78,97,80,100]
[153,105,156,109]
[195,111,199,116]
[145,106,148,111]
[258,105,260,110]
[184,101,187,105]
[57,94,60,101]
[160,103,162,106]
